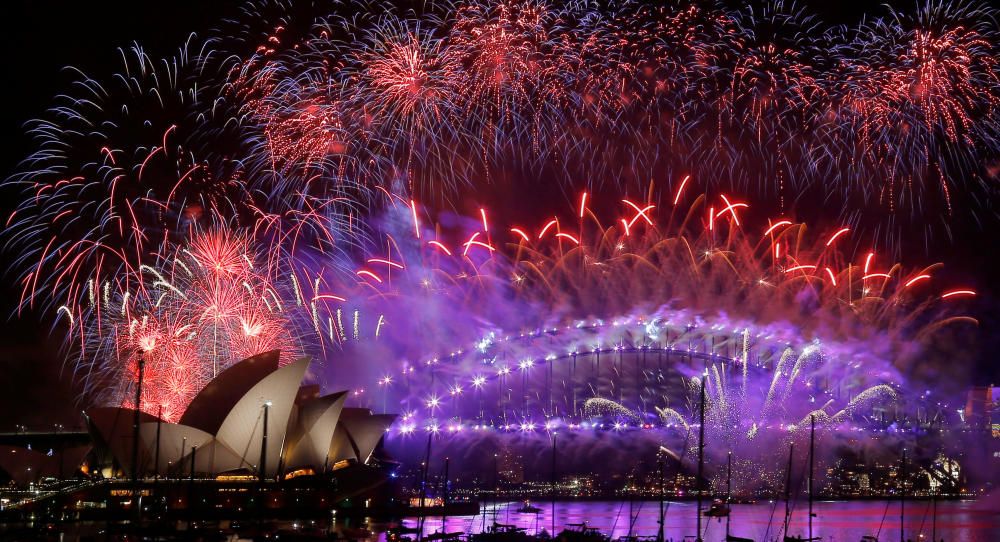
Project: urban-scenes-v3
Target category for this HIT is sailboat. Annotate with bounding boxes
[557,523,611,542]
[515,500,543,514]
[784,415,821,542]
[704,499,731,518]
[705,454,731,519]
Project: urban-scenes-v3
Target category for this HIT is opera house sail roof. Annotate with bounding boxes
[54,350,396,482]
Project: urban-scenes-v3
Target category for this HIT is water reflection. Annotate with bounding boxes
[393,500,998,542]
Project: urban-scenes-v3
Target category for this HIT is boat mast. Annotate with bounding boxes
[726,450,732,540]
[131,353,145,524]
[441,456,450,533]
[931,478,937,542]
[809,414,815,541]
[657,454,665,542]
[478,453,485,533]
[493,452,499,525]
[552,432,556,539]
[931,487,937,542]
[782,443,795,540]
[627,470,636,539]
[551,432,557,537]
[900,448,906,542]
[696,375,706,542]
[417,431,433,542]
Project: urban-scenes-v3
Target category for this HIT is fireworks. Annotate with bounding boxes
[66,229,304,421]
[34,170,974,424]
[300,188,974,419]
[4,0,999,321]
[232,0,1000,243]
[0,0,992,482]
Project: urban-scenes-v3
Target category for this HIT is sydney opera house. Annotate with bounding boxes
[0,350,397,520]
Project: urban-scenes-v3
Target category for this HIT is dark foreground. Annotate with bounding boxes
[2,499,998,542]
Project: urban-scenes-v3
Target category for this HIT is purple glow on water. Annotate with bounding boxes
[388,500,998,542]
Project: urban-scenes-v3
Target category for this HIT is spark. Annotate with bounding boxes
[826,228,851,247]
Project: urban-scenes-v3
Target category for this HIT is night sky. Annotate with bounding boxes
[0,0,997,431]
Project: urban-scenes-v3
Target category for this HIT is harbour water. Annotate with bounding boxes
[394,500,999,542]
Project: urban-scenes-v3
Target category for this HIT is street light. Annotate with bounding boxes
[378,376,392,414]
[472,376,486,420]
[260,401,272,483]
